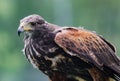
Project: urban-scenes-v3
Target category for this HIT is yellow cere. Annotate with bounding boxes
[20,22,33,31]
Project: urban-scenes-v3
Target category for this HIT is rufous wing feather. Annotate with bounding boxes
[54,28,120,77]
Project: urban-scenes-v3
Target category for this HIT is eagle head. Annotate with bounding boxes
[17,14,46,36]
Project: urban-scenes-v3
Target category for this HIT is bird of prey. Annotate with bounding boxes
[17,14,120,81]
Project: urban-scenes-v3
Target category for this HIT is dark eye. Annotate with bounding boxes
[30,22,36,26]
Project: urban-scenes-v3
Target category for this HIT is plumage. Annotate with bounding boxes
[18,14,120,81]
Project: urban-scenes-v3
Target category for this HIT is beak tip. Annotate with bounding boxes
[17,30,21,37]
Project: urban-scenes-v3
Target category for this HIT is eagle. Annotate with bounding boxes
[17,14,120,81]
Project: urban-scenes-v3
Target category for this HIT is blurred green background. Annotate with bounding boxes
[0,0,120,81]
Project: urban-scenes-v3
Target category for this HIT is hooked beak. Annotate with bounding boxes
[17,22,33,36]
[17,26,24,36]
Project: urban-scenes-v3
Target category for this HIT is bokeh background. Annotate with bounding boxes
[0,0,120,81]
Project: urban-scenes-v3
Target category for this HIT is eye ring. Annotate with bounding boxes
[30,22,36,26]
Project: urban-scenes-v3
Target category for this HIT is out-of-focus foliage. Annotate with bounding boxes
[0,0,120,81]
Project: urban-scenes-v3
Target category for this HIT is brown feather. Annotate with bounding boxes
[55,27,120,80]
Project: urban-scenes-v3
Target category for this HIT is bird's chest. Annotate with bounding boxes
[23,37,68,72]
[23,37,90,78]
[23,40,93,81]
[23,44,72,74]
[24,44,71,71]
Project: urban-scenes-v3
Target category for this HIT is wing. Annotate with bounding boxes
[54,27,120,74]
